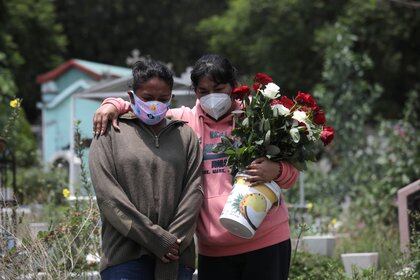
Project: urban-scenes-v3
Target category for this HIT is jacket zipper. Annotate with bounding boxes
[143,121,181,148]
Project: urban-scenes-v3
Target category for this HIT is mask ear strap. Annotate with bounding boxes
[166,96,173,107]
[127,90,135,105]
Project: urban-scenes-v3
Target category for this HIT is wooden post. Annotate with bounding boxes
[397,179,420,254]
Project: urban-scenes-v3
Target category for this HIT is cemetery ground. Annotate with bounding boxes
[1,113,420,279]
[1,173,418,279]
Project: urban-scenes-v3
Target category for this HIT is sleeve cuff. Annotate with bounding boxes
[274,162,284,182]
[127,226,178,259]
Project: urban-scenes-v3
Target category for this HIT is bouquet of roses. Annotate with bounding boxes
[214,73,334,173]
[215,73,334,238]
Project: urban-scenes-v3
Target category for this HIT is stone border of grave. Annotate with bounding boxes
[301,235,336,257]
[397,179,420,253]
[341,252,379,277]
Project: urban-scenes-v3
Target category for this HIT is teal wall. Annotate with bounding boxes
[42,68,96,162]
[43,92,101,162]
[74,98,101,140]
[44,97,72,162]
[55,69,94,93]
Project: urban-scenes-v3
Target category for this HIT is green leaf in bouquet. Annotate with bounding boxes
[264,118,270,131]
[225,149,236,156]
[247,132,255,144]
[266,145,281,156]
[212,143,223,153]
[254,139,264,145]
[236,146,247,156]
[289,127,300,143]
[221,136,233,147]
[259,120,264,132]
[246,107,253,116]
[272,108,278,118]
[243,96,250,106]
[264,130,271,145]
[242,117,249,127]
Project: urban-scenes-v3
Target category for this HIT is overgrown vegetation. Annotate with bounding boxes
[0,120,101,279]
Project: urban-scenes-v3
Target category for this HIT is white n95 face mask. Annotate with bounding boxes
[199,93,232,120]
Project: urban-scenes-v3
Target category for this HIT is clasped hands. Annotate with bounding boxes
[161,239,182,263]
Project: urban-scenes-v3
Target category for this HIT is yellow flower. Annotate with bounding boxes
[62,188,70,198]
[10,99,20,108]
[330,218,337,226]
[306,202,313,211]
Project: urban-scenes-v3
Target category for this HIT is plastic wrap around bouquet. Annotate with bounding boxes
[214,72,335,239]
[220,173,281,239]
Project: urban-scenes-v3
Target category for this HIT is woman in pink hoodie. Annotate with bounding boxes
[93,54,299,280]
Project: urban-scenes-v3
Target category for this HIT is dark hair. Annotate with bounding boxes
[190,54,237,89]
[131,58,174,91]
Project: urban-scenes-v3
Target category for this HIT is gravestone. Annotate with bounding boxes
[397,179,420,253]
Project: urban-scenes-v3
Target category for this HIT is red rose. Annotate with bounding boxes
[313,109,326,125]
[271,96,295,109]
[271,99,280,105]
[252,82,261,91]
[320,126,334,146]
[298,105,311,112]
[232,85,250,99]
[295,91,317,108]
[254,73,273,85]
[279,96,294,109]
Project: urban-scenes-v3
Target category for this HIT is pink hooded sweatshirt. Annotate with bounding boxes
[102,97,299,257]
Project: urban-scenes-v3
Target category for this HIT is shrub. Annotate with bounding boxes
[289,251,345,279]
[0,198,101,279]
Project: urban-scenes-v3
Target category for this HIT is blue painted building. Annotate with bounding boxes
[37,59,194,198]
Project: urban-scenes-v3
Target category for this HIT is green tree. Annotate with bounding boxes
[0,1,21,103]
[54,0,227,74]
[198,0,347,93]
[199,0,420,118]
[334,0,420,118]
[1,0,66,122]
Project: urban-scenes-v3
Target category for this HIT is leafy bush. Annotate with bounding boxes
[16,164,68,205]
[0,100,38,168]
[289,251,345,279]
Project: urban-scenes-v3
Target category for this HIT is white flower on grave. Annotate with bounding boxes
[86,253,100,265]
[261,83,280,99]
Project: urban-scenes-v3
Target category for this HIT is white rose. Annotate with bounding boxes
[292,110,307,122]
[272,104,290,116]
[261,83,280,99]
[292,111,317,141]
